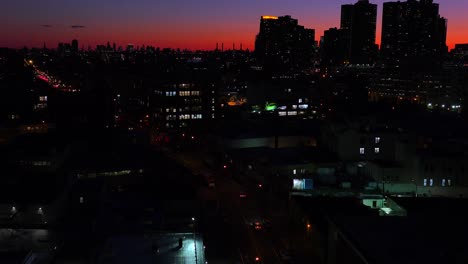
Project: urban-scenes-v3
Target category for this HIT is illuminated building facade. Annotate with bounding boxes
[340,0,378,65]
[381,0,448,70]
[255,15,315,70]
[322,28,350,66]
[368,71,463,113]
[151,83,216,130]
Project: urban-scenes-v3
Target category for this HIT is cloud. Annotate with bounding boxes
[41,25,53,28]
[70,25,86,28]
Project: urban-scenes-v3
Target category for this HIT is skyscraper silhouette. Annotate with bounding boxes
[340,0,378,65]
[255,15,315,70]
[381,0,447,70]
[71,39,79,53]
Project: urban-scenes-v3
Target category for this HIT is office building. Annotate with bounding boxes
[381,0,448,70]
[340,0,378,65]
[322,28,350,66]
[151,82,216,130]
[255,15,315,69]
[71,39,79,53]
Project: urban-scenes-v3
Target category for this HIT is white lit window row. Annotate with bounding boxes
[278,111,299,116]
[424,178,452,187]
[20,160,52,167]
[288,104,309,110]
[292,169,307,175]
[166,91,176,96]
[34,103,47,110]
[360,148,380,155]
[179,91,201,96]
[179,114,203,120]
[166,115,177,120]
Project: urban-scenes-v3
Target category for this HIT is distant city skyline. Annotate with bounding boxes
[1,0,466,50]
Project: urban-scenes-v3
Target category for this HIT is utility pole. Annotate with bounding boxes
[192,217,198,264]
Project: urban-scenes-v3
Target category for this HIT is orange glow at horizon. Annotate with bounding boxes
[1,14,466,51]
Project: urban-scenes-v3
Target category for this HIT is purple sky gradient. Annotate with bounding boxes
[1,0,466,50]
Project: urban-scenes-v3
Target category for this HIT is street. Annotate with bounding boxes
[163,147,324,264]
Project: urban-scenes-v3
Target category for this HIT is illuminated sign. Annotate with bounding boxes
[265,102,277,111]
[227,95,247,106]
[262,16,278,20]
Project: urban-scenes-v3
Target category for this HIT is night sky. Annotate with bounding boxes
[1,0,466,50]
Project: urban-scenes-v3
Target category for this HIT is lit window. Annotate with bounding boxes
[360,148,365,155]
[375,148,380,154]
[79,197,84,204]
[423,179,427,186]
[430,179,433,187]
[442,179,446,187]
[293,169,297,175]
[375,137,381,144]
[448,179,452,186]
